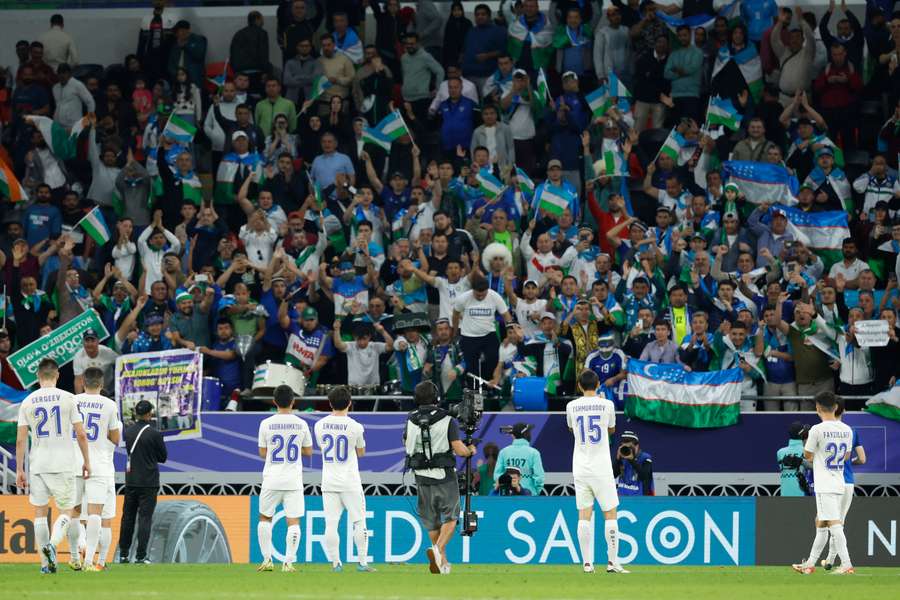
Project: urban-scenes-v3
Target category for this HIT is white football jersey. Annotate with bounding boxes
[566,394,616,480]
[258,413,312,491]
[805,419,853,495]
[72,393,120,478]
[17,387,82,475]
[314,415,365,493]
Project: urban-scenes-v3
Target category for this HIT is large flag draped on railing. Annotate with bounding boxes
[626,359,743,428]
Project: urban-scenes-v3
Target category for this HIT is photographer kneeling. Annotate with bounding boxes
[613,431,654,496]
[490,467,532,496]
[404,381,476,575]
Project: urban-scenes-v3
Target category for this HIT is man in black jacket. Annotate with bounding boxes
[118,400,167,564]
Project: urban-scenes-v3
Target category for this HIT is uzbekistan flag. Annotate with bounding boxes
[28,115,86,160]
[534,68,551,113]
[0,160,27,203]
[77,206,112,245]
[866,381,900,422]
[476,168,506,200]
[162,114,198,144]
[309,75,333,101]
[593,150,628,178]
[626,359,742,428]
[515,167,535,197]
[706,96,742,131]
[659,128,696,166]
[361,125,392,151]
[377,110,411,141]
[586,85,614,118]
[721,161,799,206]
[537,184,574,217]
[712,45,763,102]
[766,204,850,267]
[655,10,717,32]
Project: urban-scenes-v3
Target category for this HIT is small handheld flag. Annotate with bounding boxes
[77,206,112,246]
[537,184,574,217]
[309,75,333,102]
[476,169,506,200]
[162,114,198,144]
[515,167,535,196]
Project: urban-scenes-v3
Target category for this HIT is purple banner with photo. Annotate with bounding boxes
[111,411,900,475]
[115,349,203,442]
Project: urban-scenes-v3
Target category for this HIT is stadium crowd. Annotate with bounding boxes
[1,0,900,413]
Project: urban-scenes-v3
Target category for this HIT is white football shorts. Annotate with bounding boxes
[323,490,366,524]
[29,472,76,510]
[259,488,305,519]
[815,492,843,522]
[574,477,620,512]
[839,483,854,520]
[76,476,116,520]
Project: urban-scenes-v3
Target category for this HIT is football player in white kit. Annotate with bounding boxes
[15,358,92,574]
[314,386,373,573]
[792,392,855,575]
[257,384,313,572]
[67,367,120,571]
[822,398,865,571]
[566,370,628,574]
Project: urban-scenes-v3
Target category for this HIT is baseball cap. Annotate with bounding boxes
[632,275,650,286]
[771,207,788,218]
[630,220,648,232]
[799,182,815,192]
[547,159,562,170]
[655,205,671,215]
[83,328,99,340]
[523,279,539,288]
[232,130,249,141]
[723,211,738,220]
[789,421,808,439]
[504,466,522,476]
[816,146,834,157]
[389,171,407,180]
[175,289,192,303]
[796,117,814,127]
[540,311,557,321]
[562,71,578,80]
[301,307,318,320]
[135,400,154,416]
[575,294,590,305]
[513,68,528,78]
[145,314,164,327]
[511,422,531,437]
[723,182,740,193]
[691,232,707,242]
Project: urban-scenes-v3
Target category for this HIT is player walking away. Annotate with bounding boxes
[67,367,120,572]
[15,358,92,574]
[822,398,865,571]
[566,370,628,574]
[792,392,855,575]
[257,384,313,573]
[314,386,374,573]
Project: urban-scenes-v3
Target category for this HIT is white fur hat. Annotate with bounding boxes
[481,242,512,271]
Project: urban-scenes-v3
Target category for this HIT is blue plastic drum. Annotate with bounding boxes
[202,377,223,411]
[513,377,547,411]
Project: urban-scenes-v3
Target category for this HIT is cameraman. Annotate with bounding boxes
[613,431,654,496]
[490,467,532,496]
[403,381,476,575]
[777,422,811,497]
[494,422,545,496]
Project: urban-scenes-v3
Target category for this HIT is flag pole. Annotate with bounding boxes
[2,284,6,330]
[395,109,417,150]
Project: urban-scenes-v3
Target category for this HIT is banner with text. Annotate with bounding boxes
[115,349,203,441]
[8,309,109,388]
[250,496,756,566]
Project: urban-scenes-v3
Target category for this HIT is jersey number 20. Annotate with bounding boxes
[321,434,349,463]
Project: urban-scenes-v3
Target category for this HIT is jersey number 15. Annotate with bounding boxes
[575,415,603,445]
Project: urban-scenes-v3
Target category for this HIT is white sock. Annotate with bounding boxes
[352,522,369,567]
[78,522,86,552]
[324,521,341,566]
[84,515,101,567]
[50,514,71,547]
[829,524,851,568]
[285,525,301,563]
[576,520,594,566]
[826,531,837,565]
[67,518,81,560]
[604,519,619,566]
[806,527,829,567]
[257,521,273,562]
[35,517,50,567]
[98,528,112,566]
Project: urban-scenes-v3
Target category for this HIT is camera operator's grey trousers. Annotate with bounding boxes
[416,477,461,532]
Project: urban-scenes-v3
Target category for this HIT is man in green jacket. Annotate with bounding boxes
[254,77,297,137]
[494,423,545,496]
[663,25,703,124]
